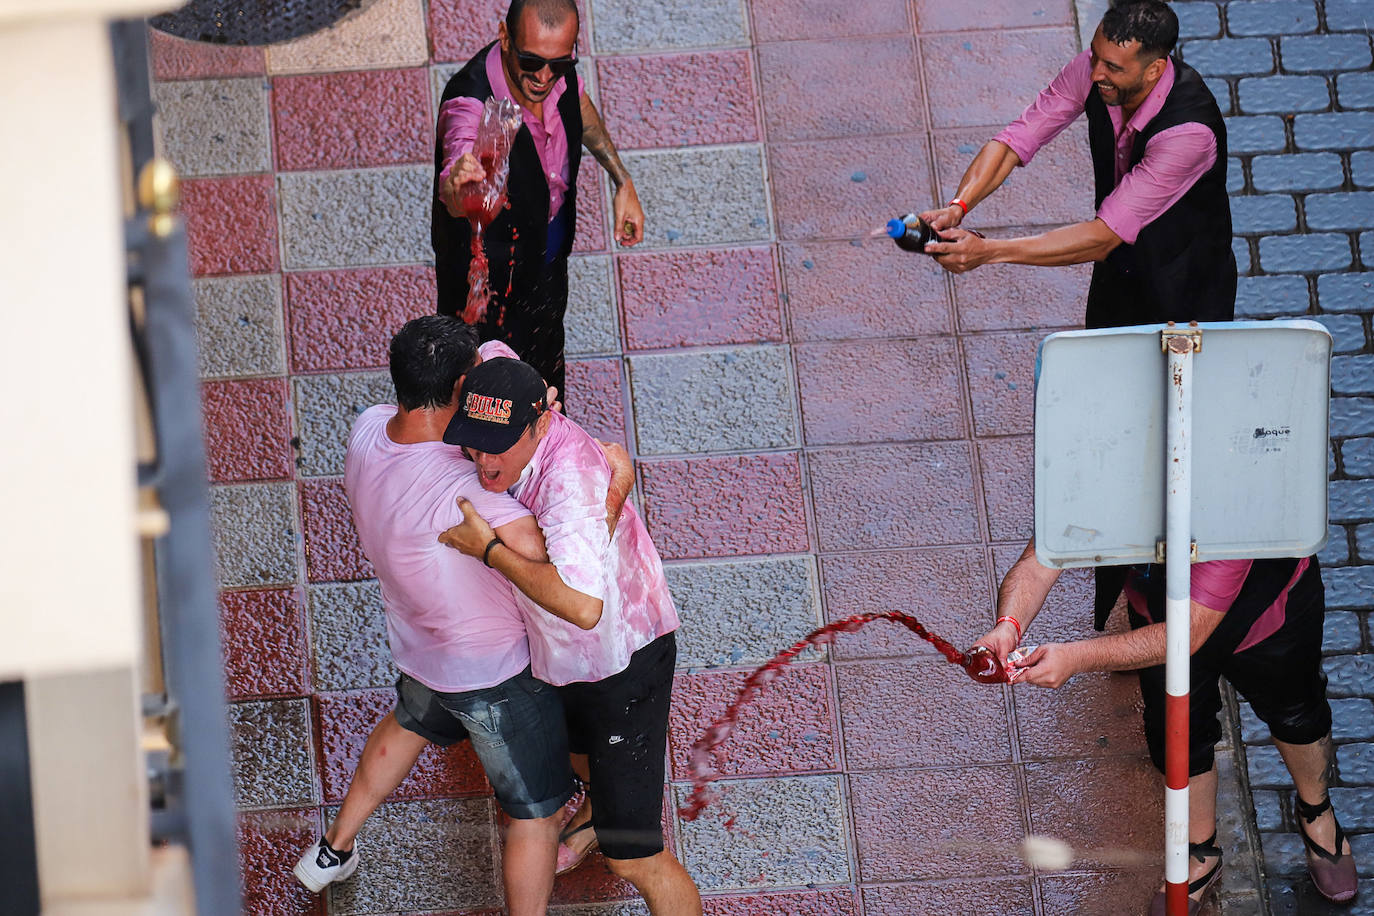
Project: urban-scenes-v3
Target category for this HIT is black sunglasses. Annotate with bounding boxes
[514,47,577,76]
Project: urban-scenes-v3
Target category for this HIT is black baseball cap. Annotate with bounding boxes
[442,357,548,454]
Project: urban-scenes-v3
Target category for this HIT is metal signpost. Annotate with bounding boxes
[1033,319,1331,916]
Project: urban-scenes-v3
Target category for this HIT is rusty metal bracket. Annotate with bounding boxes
[1155,539,1198,563]
[1161,321,1203,353]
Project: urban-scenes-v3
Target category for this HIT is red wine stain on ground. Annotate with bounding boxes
[680,611,1006,822]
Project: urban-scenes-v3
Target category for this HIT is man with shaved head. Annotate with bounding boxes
[432,0,643,404]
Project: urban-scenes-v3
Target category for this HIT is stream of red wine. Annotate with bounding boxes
[460,153,505,324]
[679,611,1006,821]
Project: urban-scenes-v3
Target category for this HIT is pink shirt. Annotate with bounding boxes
[1125,558,1311,653]
[437,45,585,222]
[509,411,680,685]
[344,405,535,693]
[993,52,1218,245]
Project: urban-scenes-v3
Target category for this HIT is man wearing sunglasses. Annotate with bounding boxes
[433,0,644,406]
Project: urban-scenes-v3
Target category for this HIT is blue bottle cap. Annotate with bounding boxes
[884,218,904,238]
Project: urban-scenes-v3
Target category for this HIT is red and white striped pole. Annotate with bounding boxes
[1163,327,1197,916]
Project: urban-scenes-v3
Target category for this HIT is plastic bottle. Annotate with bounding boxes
[884,213,945,254]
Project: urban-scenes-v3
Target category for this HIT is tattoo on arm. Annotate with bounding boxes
[580,94,631,187]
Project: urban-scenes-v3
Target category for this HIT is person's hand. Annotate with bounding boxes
[919,203,965,231]
[972,619,1020,669]
[439,152,487,218]
[599,439,632,481]
[546,385,563,415]
[612,180,644,246]
[1013,643,1078,689]
[437,497,497,558]
[924,228,992,274]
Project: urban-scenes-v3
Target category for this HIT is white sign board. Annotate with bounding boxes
[1034,320,1331,569]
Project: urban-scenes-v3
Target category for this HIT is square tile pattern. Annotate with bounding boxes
[144,1,1372,912]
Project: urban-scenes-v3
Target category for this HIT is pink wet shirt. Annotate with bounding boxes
[437,44,585,222]
[508,410,680,685]
[345,405,535,693]
[1125,558,1311,653]
[993,51,1218,244]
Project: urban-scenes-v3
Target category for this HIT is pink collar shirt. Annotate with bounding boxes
[437,44,584,222]
[508,411,680,686]
[993,52,1218,245]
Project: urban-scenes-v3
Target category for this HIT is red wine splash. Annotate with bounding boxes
[679,611,1005,822]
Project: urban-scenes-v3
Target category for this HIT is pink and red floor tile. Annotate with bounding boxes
[640,454,811,560]
[300,477,374,583]
[182,176,280,277]
[314,689,490,804]
[757,36,923,142]
[597,51,759,150]
[149,27,266,81]
[202,378,295,483]
[618,247,782,350]
[285,266,436,372]
[669,664,839,780]
[273,67,433,171]
[220,588,310,701]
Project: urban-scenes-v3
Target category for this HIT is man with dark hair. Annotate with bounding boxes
[439,352,703,916]
[293,316,603,915]
[975,543,1357,912]
[919,0,1235,330]
[433,0,643,403]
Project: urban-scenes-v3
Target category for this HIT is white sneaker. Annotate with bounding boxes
[293,836,359,893]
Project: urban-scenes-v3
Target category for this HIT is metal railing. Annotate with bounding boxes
[112,19,244,916]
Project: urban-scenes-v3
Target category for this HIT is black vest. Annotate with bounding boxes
[431,42,582,321]
[1127,557,1317,658]
[1083,58,1236,331]
[1087,61,1238,623]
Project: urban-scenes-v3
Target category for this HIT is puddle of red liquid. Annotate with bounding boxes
[679,611,1006,822]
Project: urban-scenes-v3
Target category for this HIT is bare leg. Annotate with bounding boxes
[606,851,702,916]
[560,752,596,853]
[1275,733,1350,857]
[1154,765,1220,899]
[502,811,560,916]
[324,713,427,851]
[1186,765,1220,888]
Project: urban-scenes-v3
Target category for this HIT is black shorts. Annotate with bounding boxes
[559,632,676,860]
[1135,559,1331,776]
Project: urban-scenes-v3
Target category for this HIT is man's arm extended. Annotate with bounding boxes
[924,217,1124,273]
[919,140,1023,230]
[1016,599,1226,689]
[973,537,1063,664]
[580,93,644,246]
[442,502,602,630]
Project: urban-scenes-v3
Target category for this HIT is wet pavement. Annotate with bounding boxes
[152,0,1374,913]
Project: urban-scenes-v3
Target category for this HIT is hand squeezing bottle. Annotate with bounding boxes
[883,213,947,254]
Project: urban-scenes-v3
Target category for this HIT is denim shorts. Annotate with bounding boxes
[394,669,575,819]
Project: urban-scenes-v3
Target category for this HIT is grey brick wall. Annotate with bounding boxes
[1181,4,1374,907]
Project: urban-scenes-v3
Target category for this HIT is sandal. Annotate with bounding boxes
[555,819,599,876]
[1147,833,1223,916]
[1296,794,1358,903]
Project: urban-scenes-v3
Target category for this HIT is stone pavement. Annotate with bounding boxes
[148,0,1372,913]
